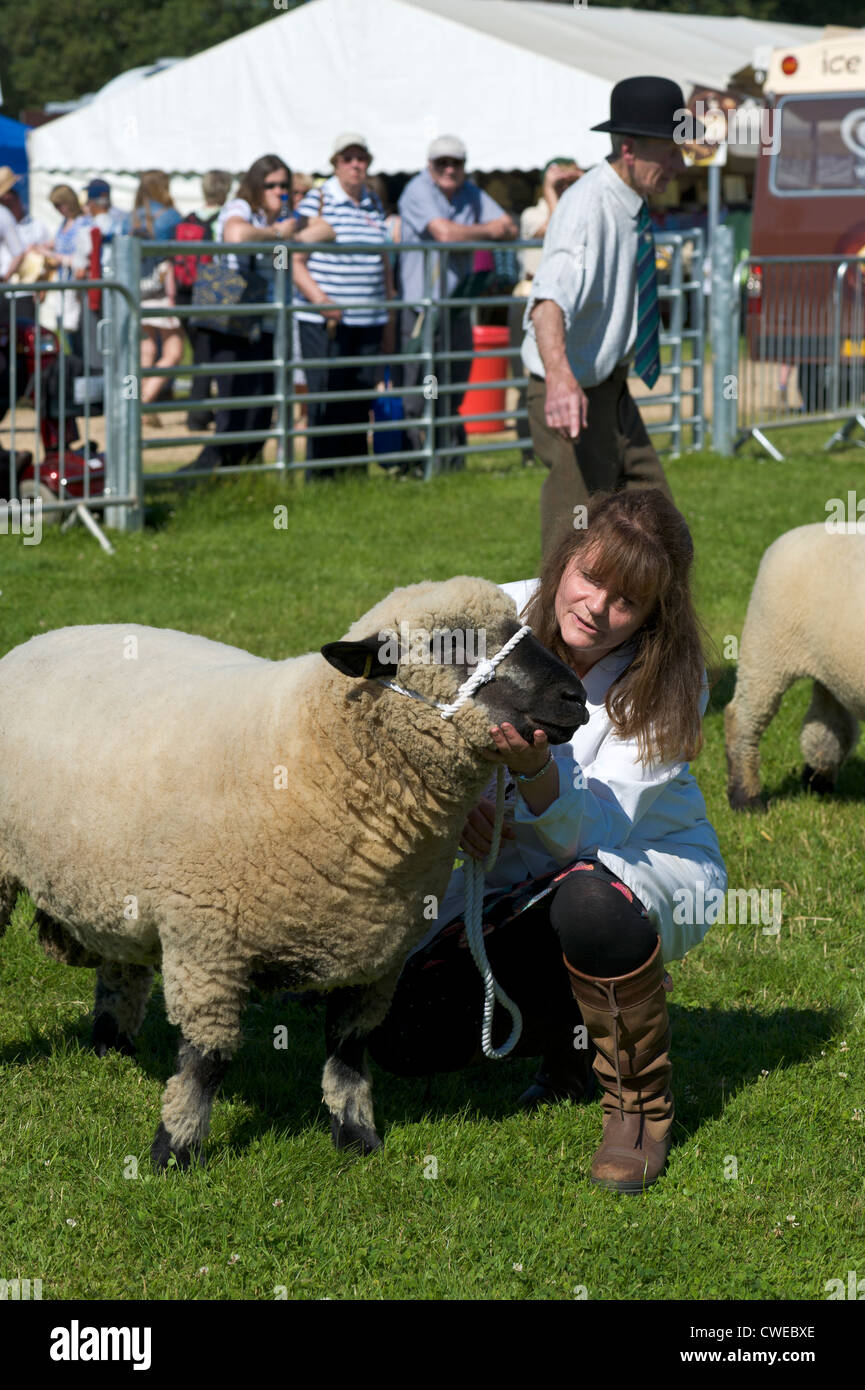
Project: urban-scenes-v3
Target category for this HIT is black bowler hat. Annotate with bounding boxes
[592,76,689,140]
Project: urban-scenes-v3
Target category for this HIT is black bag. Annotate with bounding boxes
[189,256,269,340]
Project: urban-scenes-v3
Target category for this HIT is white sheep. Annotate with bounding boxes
[0,577,586,1169]
[725,523,865,810]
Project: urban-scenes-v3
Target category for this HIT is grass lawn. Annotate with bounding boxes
[0,424,863,1302]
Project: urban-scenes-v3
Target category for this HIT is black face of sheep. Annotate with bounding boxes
[322,616,588,748]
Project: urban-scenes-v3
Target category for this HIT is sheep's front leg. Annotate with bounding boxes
[323,979,397,1156]
[152,942,246,1171]
[151,1037,230,1171]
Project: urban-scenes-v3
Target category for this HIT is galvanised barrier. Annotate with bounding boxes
[723,247,865,461]
[2,232,705,534]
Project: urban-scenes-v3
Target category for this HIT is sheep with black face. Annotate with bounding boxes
[0,576,587,1168]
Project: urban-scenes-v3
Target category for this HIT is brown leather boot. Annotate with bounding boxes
[564,938,674,1193]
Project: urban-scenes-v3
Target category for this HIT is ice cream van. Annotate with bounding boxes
[747,32,865,409]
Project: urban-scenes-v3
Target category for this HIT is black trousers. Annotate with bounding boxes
[299,318,383,480]
[193,329,275,470]
[400,305,473,462]
[367,859,658,1078]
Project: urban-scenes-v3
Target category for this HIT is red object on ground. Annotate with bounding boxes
[459,324,510,435]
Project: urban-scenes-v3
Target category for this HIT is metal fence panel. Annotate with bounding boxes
[3,231,705,532]
[1,274,140,537]
[727,249,865,459]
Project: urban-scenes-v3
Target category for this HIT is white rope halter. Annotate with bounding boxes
[374,623,532,1059]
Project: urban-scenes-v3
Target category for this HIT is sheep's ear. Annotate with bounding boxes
[321,636,399,680]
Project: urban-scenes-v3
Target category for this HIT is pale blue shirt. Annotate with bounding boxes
[521,159,652,388]
[398,169,507,307]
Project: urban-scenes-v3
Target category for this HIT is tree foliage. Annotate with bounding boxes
[0,0,305,118]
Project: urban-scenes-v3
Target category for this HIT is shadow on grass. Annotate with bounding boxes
[0,985,841,1155]
[762,754,865,807]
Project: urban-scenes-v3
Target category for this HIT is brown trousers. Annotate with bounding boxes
[527,366,673,558]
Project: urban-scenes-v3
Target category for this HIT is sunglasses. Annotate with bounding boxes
[337,152,371,164]
[264,180,290,190]
[432,158,464,170]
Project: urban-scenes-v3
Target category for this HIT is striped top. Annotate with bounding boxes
[294,176,389,326]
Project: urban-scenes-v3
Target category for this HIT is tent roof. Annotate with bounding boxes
[28,0,823,177]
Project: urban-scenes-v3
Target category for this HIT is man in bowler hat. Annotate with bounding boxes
[522,76,689,556]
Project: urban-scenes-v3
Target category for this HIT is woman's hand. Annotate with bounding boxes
[481,722,551,777]
[459,796,516,861]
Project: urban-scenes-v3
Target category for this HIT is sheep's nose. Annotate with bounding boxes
[560,683,586,705]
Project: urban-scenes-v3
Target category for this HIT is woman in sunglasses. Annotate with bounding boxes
[190,153,333,472]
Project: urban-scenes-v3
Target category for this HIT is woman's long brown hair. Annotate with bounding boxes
[522,489,709,765]
[130,170,175,237]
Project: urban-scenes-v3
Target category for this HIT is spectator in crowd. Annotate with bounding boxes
[519,159,583,280]
[367,174,401,244]
[124,171,184,420]
[293,133,395,482]
[188,152,333,472]
[523,77,685,557]
[0,169,26,462]
[180,169,233,431]
[291,172,314,211]
[84,178,126,251]
[0,168,50,263]
[43,184,92,359]
[78,178,126,367]
[398,135,517,473]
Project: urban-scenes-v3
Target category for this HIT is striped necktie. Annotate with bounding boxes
[634,203,660,390]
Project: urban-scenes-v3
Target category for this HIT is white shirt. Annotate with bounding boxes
[421,577,727,964]
[0,204,24,278]
[521,160,649,388]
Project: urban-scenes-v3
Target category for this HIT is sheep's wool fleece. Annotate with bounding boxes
[741,523,865,697]
[0,578,517,993]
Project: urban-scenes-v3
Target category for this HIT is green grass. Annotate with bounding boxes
[1,427,864,1301]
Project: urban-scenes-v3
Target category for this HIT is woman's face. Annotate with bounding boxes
[554,547,655,675]
[260,166,291,222]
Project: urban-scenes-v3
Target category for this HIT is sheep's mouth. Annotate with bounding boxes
[525,714,587,744]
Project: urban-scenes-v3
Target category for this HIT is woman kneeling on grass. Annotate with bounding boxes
[367,488,727,1192]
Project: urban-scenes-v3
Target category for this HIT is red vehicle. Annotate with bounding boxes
[0,318,106,515]
[748,34,865,410]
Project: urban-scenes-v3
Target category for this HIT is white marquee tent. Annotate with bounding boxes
[27,0,822,223]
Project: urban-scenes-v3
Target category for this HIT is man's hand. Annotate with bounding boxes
[459,796,516,861]
[544,368,588,440]
[484,214,518,241]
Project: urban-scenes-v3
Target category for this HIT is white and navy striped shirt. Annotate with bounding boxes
[295,176,388,326]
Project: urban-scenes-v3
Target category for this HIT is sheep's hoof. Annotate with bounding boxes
[92,1014,137,1058]
[802,765,837,796]
[330,1115,382,1156]
[150,1122,195,1172]
[727,784,766,813]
